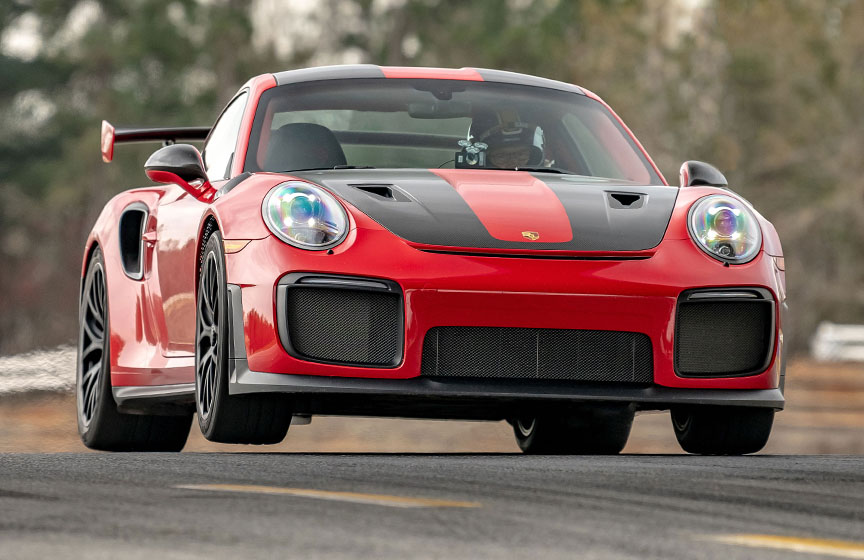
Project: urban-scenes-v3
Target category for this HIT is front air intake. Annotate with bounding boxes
[277,274,403,367]
[674,288,775,377]
[421,327,653,382]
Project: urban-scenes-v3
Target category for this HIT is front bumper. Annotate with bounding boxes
[224,228,787,406]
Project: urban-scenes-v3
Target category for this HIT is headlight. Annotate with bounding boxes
[687,194,761,263]
[262,181,348,250]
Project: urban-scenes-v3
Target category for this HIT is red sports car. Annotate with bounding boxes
[78,65,786,454]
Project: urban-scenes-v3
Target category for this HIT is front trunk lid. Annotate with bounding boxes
[293,169,678,252]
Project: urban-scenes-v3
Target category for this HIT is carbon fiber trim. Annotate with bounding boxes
[228,359,786,417]
[421,327,653,382]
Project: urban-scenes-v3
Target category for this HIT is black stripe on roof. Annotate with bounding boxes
[272,64,386,86]
[472,68,584,95]
[271,65,585,95]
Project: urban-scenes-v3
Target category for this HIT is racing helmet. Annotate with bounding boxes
[474,110,545,168]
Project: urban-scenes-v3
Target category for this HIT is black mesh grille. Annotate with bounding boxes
[675,300,773,376]
[421,327,653,382]
[285,287,401,366]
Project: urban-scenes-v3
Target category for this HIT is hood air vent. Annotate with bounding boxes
[608,192,645,209]
[352,184,411,202]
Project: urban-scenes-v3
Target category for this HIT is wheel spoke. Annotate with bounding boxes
[86,291,104,328]
[81,335,103,361]
[208,260,217,298]
[81,361,100,421]
[201,345,215,367]
[206,365,214,413]
[203,289,215,321]
[201,265,211,306]
[82,362,100,385]
[200,357,213,415]
[207,357,216,398]
[94,271,105,317]
[84,371,95,402]
[200,323,215,340]
[81,317,103,347]
[88,375,99,416]
[198,299,212,332]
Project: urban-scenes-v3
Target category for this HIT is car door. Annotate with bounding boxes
[151,91,249,356]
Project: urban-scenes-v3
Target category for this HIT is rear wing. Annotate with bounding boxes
[100,120,211,162]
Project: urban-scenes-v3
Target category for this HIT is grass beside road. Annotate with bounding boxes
[0,360,861,454]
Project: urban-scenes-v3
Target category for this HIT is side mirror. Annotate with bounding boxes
[679,160,728,188]
[144,144,215,201]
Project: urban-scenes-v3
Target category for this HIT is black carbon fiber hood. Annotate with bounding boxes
[293,169,678,252]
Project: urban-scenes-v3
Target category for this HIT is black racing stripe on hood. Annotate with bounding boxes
[292,170,678,252]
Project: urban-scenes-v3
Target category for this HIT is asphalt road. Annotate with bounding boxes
[1,454,862,559]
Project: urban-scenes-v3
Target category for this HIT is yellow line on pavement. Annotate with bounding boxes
[708,534,864,558]
[175,484,481,509]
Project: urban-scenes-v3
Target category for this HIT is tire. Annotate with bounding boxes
[76,248,193,452]
[195,231,291,444]
[513,407,634,455]
[671,406,774,455]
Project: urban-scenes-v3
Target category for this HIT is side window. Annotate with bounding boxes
[202,91,248,181]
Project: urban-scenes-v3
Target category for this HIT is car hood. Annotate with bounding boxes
[292,169,678,252]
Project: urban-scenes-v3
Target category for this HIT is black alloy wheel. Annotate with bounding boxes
[78,255,107,430]
[513,406,635,454]
[671,405,774,455]
[196,245,221,424]
[194,231,291,444]
[76,248,193,451]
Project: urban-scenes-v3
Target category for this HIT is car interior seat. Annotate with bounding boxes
[264,123,347,171]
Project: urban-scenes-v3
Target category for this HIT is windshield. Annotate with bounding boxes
[244,78,662,184]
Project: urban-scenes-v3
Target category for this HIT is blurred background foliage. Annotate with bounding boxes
[0,0,862,355]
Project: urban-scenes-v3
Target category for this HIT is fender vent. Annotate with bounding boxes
[119,205,147,280]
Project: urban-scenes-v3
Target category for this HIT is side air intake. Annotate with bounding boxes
[674,288,775,377]
[276,274,403,367]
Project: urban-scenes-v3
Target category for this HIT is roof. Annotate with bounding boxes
[271,65,585,95]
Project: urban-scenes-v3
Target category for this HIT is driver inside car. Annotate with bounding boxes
[475,111,546,169]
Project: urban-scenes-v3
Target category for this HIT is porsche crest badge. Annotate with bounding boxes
[521,231,540,241]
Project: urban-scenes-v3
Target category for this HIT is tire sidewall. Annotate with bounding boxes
[513,418,538,452]
[670,408,692,436]
[671,406,775,455]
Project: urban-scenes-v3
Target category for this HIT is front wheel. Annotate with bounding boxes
[77,248,192,451]
[671,406,774,455]
[513,407,634,455]
[195,231,291,444]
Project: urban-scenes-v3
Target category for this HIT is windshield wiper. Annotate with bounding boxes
[509,166,570,174]
[289,165,376,172]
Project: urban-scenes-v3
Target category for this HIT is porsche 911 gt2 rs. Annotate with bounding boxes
[77,65,786,454]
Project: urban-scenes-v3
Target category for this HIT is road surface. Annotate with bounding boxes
[1,453,862,559]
